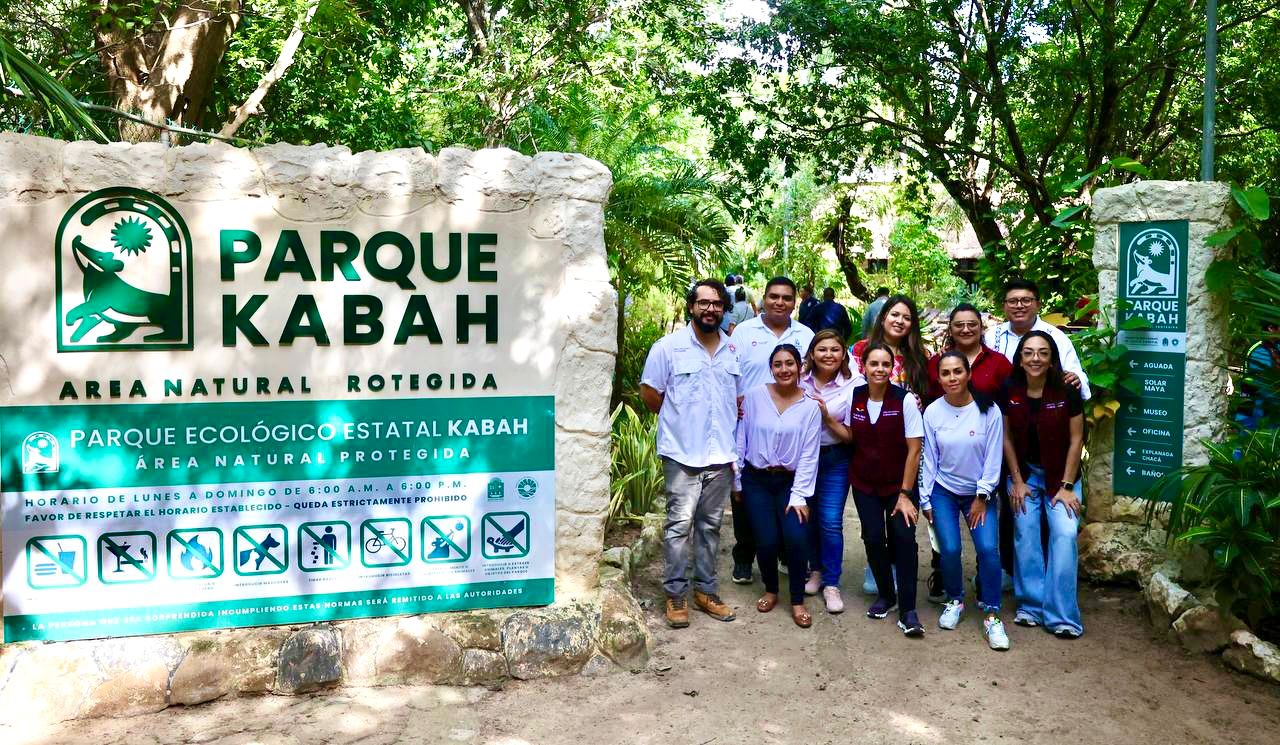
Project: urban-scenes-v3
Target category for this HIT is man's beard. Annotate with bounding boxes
[692,314,721,333]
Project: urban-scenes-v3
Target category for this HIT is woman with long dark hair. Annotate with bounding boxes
[801,330,862,613]
[1002,330,1085,638]
[922,351,1009,650]
[824,342,925,635]
[735,344,822,628]
[850,294,929,595]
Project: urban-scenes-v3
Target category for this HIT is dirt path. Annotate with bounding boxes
[11,517,1280,745]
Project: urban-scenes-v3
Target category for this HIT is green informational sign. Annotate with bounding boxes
[1114,220,1189,500]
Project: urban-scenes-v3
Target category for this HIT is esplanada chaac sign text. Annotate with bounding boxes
[1,184,559,642]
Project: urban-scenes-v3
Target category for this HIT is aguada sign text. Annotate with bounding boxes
[0,167,572,643]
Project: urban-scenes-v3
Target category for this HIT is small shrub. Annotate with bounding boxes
[608,403,664,528]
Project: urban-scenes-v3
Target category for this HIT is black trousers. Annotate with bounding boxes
[852,488,918,615]
[731,493,756,568]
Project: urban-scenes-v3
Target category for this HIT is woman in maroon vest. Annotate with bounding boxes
[826,343,926,636]
[1001,330,1085,638]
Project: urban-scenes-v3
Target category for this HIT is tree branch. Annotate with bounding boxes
[219,0,318,137]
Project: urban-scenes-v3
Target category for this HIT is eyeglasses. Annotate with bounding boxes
[1021,349,1052,359]
[693,299,726,311]
[1005,297,1037,307]
[951,321,981,330]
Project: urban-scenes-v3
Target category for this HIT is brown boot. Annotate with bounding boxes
[665,596,690,628]
[694,590,736,622]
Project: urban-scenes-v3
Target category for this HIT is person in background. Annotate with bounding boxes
[809,287,854,342]
[922,351,1009,651]
[984,279,1091,400]
[925,303,1014,603]
[861,286,891,340]
[850,294,930,595]
[729,277,815,584]
[799,330,863,613]
[735,344,822,628]
[640,279,741,629]
[1002,331,1085,639]
[798,284,820,328]
[1240,323,1280,429]
[824,343,925,636]
[724,287,755,334]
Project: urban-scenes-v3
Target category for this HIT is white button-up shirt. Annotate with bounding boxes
[732,316,816,391]
[984,317,1092,400]
[800,370,864,446]
[640,325,742,468]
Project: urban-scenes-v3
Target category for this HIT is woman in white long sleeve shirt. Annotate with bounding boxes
[734,343,822,628]
[921,351,1010,651]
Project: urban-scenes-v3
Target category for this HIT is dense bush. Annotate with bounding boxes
[608,403,664,528]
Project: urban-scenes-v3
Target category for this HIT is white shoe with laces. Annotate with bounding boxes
[985,616,1011,650]
[822,585,845,614]
[938,599,964,630]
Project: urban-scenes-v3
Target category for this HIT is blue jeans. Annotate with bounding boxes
[741,466,809,604]
[931,484,1002,611]
[808,445,851,587]
[1011,466,1084,635]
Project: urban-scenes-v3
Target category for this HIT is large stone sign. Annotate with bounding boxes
[0,136,634,720]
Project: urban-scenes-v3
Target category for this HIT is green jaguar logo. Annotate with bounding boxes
[55,187,193,352]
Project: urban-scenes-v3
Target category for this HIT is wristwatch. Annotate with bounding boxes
[1060,481,1075,491]
[898,488,912,497]
[976,492,990,502]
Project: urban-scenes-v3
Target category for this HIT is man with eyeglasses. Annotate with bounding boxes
[724,276,815,583]
[641,279,741,629]
[985,278,1091,400]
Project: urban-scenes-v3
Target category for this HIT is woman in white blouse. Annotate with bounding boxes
[734,343,823,628]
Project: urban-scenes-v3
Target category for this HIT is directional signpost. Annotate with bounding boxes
[1114,220,1189,500]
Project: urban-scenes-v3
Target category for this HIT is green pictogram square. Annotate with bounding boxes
[299,521,351,572]
[98,530,157,584]
[360,518,412,568]
[166,527,224,579]
[232,524,289,576]
[481,511,530,560]
[26,534,88,589]
[421,515,472,564]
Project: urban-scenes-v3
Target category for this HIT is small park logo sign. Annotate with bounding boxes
[1125,227,1180,298]
[54,187,193,352]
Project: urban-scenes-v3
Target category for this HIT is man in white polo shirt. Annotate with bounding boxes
[640,279,741,629]
[725,276,815,583]
[985,278,1092,400]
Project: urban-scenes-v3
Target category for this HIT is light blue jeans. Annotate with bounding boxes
[931,484,1002,611]
[1010,466,1084,635]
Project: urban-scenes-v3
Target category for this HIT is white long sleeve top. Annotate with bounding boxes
[734,384,822,506]
[920,397,1004,510]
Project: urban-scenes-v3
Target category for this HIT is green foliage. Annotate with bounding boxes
[1071,297,1146,425]
[1150,429,1280,627]
[608,403,664,528]
[0,33,106,141]
[884,218,963,309]
[616,288,674,409]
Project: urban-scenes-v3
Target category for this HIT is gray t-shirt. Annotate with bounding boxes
[862,296,888,338]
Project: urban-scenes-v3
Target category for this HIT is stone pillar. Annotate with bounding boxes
[1080,181,1235,580]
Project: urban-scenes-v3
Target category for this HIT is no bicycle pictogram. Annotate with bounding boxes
[481,511,529,560]
[233,524,289,576]
[300,521,350,572]
[26,534,88,589]
[98,531,156,584]
[361,518,411,568]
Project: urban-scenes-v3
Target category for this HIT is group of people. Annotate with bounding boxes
[640,275,1091,651]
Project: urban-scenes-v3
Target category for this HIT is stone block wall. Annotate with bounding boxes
[0,135,633,722]
[1081,181,1235,581]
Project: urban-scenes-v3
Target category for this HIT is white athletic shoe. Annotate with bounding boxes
[1013,609,1040,627]
[938,600,964,630]
[804,571,822,596]
[823,585,845,614]
[985,617,1011,650]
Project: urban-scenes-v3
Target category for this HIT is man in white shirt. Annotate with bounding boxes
[722,276,815,582]
[984,278,1092,401]
[640,279,742,629]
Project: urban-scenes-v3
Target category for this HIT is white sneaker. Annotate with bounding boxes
[804,571,822,596]
[938,600,964,630]
[1013,609,1040,627]
[984,617,1010,650]
[778,562,789,576]
[822,585,845,614]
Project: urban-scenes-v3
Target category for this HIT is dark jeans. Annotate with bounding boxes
[731,490,756,569]
[741,466,809,603]
[852,488,918,615]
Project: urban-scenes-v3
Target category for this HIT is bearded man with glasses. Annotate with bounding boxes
[641,279,742,628]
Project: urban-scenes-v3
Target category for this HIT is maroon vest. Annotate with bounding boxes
[1004,383,1073,488]
[847,385,910,498]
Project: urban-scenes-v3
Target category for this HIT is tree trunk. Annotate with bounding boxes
[95,1,241,142]
[825,193,872,301]
[610,281,627,411]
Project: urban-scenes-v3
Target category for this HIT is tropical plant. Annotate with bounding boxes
[0,33,106,141]
[1071,298,1146,425]
[882,218,964,309]
[1149,428,1280,627]
[607,403,664,528]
